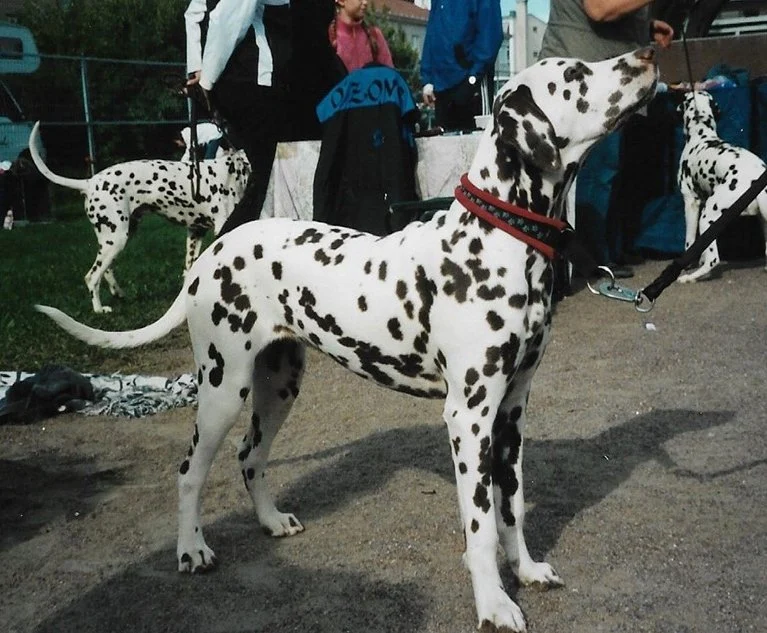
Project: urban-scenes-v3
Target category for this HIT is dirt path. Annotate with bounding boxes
[1,259,765,633]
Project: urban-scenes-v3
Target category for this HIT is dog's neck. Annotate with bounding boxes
[467,133,578,222]
[685,121,718,142]
[684,105,718,142]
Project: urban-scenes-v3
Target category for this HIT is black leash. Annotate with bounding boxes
[641,169,767,302]
[188,91,204,203]
[636,17,767,306]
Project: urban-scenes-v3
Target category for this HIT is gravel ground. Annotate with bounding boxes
[1,258,765,633]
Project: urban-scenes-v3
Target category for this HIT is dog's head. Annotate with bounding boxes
[679,90,719,136]
[491,47,658,173]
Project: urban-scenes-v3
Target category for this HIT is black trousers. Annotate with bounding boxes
[213,80,289,235]
[434,71,494,132]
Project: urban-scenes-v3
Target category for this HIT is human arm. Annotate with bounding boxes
[584,1,674,46]
[470,0,504,77]
[199,0,261,91]
[184,0,207,77]
[583,0,654,22]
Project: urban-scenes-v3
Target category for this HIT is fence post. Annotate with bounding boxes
[80,55,96,175]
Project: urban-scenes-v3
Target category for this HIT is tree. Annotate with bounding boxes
[15,0,189,169]
[366,7,421,95]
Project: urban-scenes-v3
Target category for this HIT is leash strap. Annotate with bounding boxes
[641,169,767,302]
[188,95,204,203]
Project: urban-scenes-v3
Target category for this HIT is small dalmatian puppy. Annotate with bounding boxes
[28,122,251,312]
[677,90,767,282]
[36,49,658,632]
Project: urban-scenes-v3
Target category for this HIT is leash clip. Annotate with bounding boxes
[587,266,654,313]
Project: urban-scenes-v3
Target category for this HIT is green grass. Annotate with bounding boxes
[0,215,210,373]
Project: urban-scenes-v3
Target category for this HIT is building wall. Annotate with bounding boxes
[497,12,546,84]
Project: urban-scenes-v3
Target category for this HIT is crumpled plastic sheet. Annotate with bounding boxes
[0,371,197,419]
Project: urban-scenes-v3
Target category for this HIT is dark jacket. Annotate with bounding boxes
[313,65,418,235]
[420,0,503,92]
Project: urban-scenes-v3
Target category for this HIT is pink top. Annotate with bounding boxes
[333,19,394,72]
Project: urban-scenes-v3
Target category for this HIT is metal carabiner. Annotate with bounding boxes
[587,266,655,313]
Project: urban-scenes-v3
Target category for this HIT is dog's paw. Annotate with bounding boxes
[517,561,564,590]
[476,587,527,632]
[261,512,304,537]
[177,543,217,573]
[94,305,113,314]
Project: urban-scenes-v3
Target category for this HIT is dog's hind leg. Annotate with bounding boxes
[492,370,564,590]
[102,268,125,299]
[176,355,250,573]
[184,229,205,273]
[239,340,306,537]
[85,232,128,313]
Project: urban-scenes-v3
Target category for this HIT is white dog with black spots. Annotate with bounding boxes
[677,90,767,282]
[28,121,251,312]
[36,48,658,632]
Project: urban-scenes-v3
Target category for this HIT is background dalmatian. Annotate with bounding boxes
[677,90,767,283]
[28,122,251,313]
[36,48,658,632]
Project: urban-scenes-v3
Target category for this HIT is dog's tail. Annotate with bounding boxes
[28,121,90,193]
[35,286,188,349]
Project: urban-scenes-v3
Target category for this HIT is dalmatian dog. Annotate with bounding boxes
[35,48,658,632]
[28,122,251,312]
[677,90,767,283]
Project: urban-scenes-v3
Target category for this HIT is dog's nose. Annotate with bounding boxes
[635,47,655,63]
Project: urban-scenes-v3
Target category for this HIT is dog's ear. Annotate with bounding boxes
[493,85,562,172]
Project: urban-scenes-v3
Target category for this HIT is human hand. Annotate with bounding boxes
[185,72,212,112]
[651,19,674,49]
[186,70,201,87]
[422,83,436,106]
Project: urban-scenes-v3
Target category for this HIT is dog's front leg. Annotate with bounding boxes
[103,269,125,299]
[680,188,702,254]
[443,394,527,633]
[678,195,721,283]
[492,376,563,589]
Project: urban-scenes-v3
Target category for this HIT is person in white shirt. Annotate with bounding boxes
[183,0,341,233]
[184,0,291,234]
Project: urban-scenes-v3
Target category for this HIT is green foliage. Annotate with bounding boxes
[0,215,202,373]
[16,0,189,167]
[367,6,422,94]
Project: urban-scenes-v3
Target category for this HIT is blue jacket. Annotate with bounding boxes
[420,0,504,93]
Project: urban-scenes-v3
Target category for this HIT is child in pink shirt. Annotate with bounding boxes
[328,0,394,72]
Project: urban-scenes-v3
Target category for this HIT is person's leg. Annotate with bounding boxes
[213,82,283,235]
[435,79,479,132]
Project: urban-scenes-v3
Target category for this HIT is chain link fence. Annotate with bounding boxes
[1,53,190,220]
[2,53,189,172]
